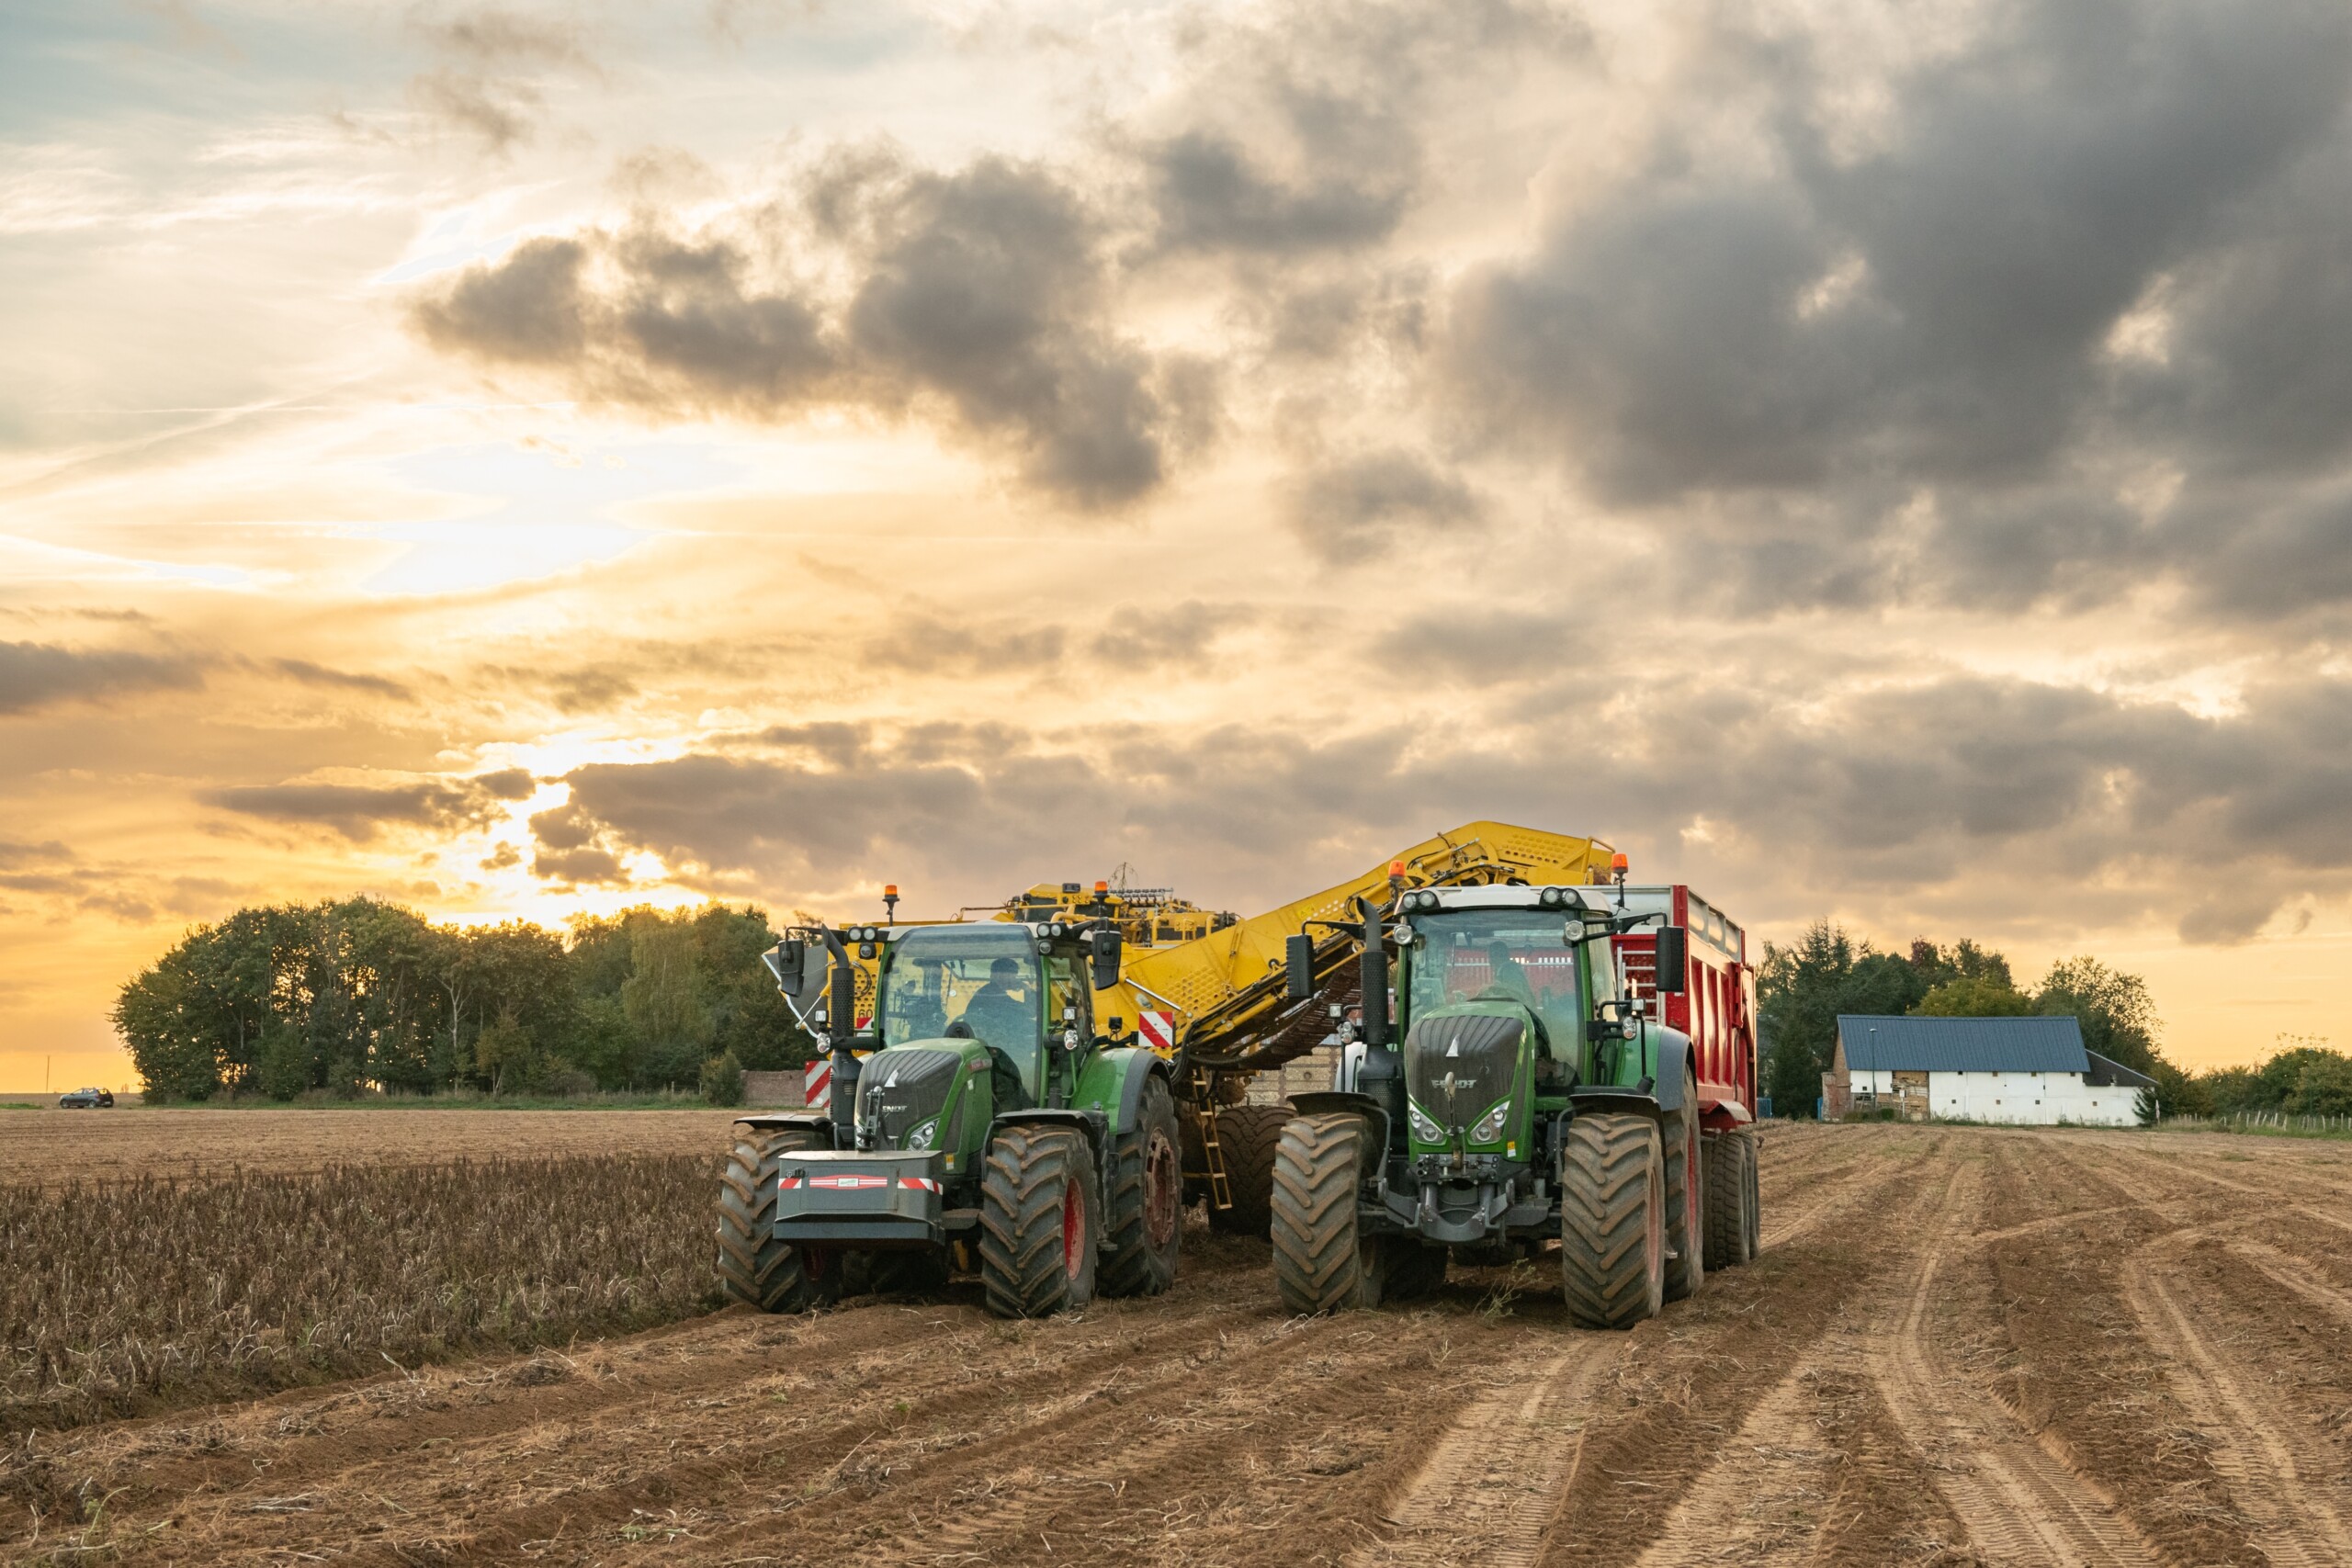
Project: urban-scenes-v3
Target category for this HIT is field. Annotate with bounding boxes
[8,1121,2352,1565]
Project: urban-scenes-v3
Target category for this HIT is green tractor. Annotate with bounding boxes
[717,917,1184,1317]
[1270,882,1738,1328]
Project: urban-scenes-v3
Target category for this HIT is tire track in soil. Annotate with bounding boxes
[1865,1154,2158,1568]
[1625,1362,1831,1568]
[1532,1134,1946,1568]
[1347,1341,1618,1568]
[2121,1226,2352,1567]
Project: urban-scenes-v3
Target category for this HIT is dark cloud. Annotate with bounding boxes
[267,658,415,700]
[1147,132,1406,254]
[1286,450,1484,562]
[200,771,528,840]
[1440,0,2352,616]
[531,845,630,886]
[526,799,630,886]
[0,641,203,715]
[414,154,1205,510]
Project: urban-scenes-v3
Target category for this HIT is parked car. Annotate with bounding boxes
[58,1087,115,1109]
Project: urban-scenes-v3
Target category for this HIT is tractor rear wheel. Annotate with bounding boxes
[1271,1113,1379,1313]
[1558,1113,1665,1330]
[1663,1076,1705,1303]
[978,1126,1100,1318]
[1702,1129,1755,1269]
[1102,1074,1183,1296]
[717,1124,843,1314]
[1208,1104,1285,1237]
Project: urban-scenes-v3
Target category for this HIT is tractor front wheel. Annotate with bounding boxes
[1558,1113,1665,1330]
[979,1126,1100,1318]
[1102,1074,1184,1296]
[716,1125,842,1314]
[1271,1113,1380,1313]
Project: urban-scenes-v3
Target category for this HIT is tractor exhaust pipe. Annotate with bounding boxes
[820,929,860,1144]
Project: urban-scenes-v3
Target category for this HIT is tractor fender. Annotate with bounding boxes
[1110,1048,1172,1134]
[734,1112,835,1144]
[1285,1089,1391,1173]
[990,1107,1110,1163]
[1644,1027,1692,1113]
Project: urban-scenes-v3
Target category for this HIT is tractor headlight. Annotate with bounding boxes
[906,1119,938,1150]
[1408,1101,1443,1144]
[1469,1098,1513,1145]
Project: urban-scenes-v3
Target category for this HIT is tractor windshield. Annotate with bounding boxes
[1404,909,1584,1049]
[881,926,1043,1066]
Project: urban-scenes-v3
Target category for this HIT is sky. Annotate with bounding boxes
[5,0,2350,1089]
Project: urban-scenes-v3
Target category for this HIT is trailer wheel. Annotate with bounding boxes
[1743,1129,1763,1258]
[979,1126,1099,1318]
[1208,1104,1286,1237]
[1702,1129,1754,1269]
[717,1125,843,1314]
[1558,1113,1665,1330]
[1101,1074,1183,1297]
[1271,1112,1380,1313]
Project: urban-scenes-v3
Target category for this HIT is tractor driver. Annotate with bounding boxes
[1472,941,1540,1011]
[957,956,1031,1049]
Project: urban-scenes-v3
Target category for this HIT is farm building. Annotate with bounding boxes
[1826,1014,2155,1125]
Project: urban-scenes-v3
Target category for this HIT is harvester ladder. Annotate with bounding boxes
[1192,1106,1234,1211]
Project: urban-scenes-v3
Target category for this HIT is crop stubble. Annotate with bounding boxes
[7,1122,2352,1565]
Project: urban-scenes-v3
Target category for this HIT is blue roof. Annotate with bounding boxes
[1837,1014,2089,1074]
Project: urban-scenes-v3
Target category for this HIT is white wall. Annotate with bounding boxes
[1849,1067,2139,1127]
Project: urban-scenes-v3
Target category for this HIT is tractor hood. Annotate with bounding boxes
[1403,1000,1533,1146]
[853,1039,992,1152]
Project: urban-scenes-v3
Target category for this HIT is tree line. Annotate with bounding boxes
[1757,922,2352,1119]
[114,897,816,1102]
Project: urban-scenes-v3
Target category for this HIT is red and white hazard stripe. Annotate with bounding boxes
[1137,1010,1176,1054]
[778,1176,803,1190]
[810,1174,889,1190]
[803,1060,832,1108]
[899,1176,944,1193]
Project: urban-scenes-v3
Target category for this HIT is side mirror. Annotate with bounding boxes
[762,938,806,992]
[1089,927,1123,990]
[1284,932,1316,1001]
[1652,925,1689,994]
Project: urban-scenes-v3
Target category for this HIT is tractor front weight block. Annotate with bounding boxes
[775,1150,949,1249]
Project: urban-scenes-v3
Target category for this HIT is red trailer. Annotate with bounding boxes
[1611,885,1760,1131]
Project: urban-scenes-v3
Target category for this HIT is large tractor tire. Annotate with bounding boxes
[1662,1075,1705,1303]
[978,1125,1100,1318]
[1102,1074,1184,1296]
[717,1124,842,1314]
[1271,1113,1378,1313]
[1558,1113,1666,1330]
[1702,1128,1756,1270]
[1208,1104,1286,1237]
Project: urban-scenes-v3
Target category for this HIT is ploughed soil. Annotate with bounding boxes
[0,1108,736,1184]
[10,1123,2352,1566]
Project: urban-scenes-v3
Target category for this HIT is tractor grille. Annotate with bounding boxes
[860,1050,961,1146]
[1405,1013,1523,1133]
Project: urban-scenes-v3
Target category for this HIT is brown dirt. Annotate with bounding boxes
[0,1108,738,1184]
[9,1122,2352,1566]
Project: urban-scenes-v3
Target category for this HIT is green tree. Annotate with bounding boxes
[624,919,715,1089]
[701,1048,745,1106]
[2033,956,2160,1074]
[473,1009,542,1095]
[1758,921,1861,1117]
[1915,975,2035,1017]
[2285,1049,2352,1117]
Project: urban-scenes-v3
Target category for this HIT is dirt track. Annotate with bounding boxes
[12,1123,2352,1565]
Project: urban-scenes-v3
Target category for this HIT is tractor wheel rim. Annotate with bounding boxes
[1063,1183,1085,1279]
[1143,1128,1181,1248]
